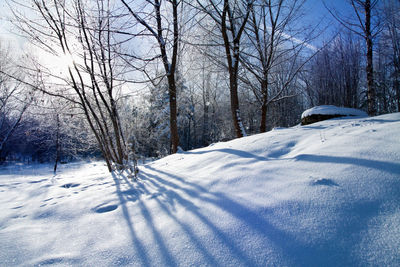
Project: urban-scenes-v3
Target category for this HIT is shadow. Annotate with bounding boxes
[140,165,371,266]
[267,141,297,159]
[295,154,400,175]
[301,125,328,130]
[310,178,339,187]
[131,174,221,266]
[362,118,399,124]
[33,256,82,266]
[29,178,48,184]
[121,174,178,266]
[93,204,118,213]
[185,148,268,162]
[109,161,396,266]
[140,171,254,266]
[60,183,80,188]
[111,173,151,267]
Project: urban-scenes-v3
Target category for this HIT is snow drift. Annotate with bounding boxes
[1,113,399,266]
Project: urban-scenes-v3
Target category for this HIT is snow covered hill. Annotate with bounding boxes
[1,113,400,266]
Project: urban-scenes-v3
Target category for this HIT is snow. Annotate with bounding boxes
[1,113,400,266]
[301,105,368,119]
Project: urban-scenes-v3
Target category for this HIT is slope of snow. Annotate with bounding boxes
[1,113,399,266]
[301,105,368,118]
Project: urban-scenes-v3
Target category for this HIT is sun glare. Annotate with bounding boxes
[59,52,75,69]
[38,48,77,76]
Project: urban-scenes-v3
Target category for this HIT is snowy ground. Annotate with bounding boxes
[1,113,400,266]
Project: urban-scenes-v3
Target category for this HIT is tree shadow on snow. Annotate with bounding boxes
[295,154,400,176]
[184,148,268,162]
[110,162,392,266]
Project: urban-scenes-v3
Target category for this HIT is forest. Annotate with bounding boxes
[0,0,399,172]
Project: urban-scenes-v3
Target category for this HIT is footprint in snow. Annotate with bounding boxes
[29,178,47,184]
[34,256,81,266]
[93,203,119,213]
[311,178,339,187]
[60,183,80,189]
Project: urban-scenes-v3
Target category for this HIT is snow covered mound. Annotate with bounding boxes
[1,113,399,266]
[301,105,368,125]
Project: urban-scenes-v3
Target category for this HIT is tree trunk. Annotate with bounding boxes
[365,0,376,116]
[53,114,60,174]
[202,95,209,146]
[220,0,249,138]
[229,72,244,138]
[395,78,400,112]
[260,103,268,133]
[260,79,269,133]
[168,74,179,153]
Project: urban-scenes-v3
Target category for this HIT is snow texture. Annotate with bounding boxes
[301,105,368,119]
[1,113,400,266]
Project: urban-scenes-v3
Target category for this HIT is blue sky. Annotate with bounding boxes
[0,0,355,50]
[305,0,353,17]
[304,0,356,26]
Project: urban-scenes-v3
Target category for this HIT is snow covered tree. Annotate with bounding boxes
[0,41,33,162]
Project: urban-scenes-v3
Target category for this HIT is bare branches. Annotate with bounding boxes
[195,0,253,138]
[325,0,380,115]
[8,0,138,173]
[239,0,313,132]
[120,0,181,153]
[0,43,34,158]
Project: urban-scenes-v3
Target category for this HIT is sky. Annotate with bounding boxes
[0,0,14,36]
[303,0,357,41]
[0,0,356,97]
[0,0,355,49]
[0,0,25,50]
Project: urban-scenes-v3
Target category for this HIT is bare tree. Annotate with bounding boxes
[303,31,362,109]
[326,0,380,115]
[383,0,400,112]
[120,0,181,154]
[9,0,136,174]
[195,0,253,138]
[241,0,313,132]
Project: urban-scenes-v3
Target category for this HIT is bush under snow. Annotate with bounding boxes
[301,105,368,125]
